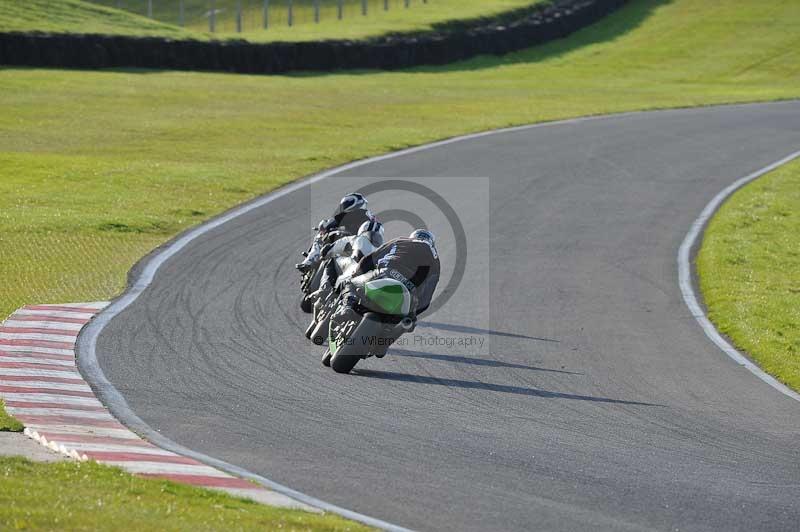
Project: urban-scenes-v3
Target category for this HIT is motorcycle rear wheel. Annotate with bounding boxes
[330,350,361,374]
[329,313,384,374]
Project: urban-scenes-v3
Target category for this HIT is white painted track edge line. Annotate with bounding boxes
[678,149,800,402]
[76,103,798,532]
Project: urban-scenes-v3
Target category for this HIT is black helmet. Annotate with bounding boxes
[410,229,436,248]
[358,220,385,247]
[338,193,367,214]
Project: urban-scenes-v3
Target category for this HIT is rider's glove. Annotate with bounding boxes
[318,218,337,233]
[320,243,334,258]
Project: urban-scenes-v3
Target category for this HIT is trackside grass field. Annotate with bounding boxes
[0,456,369,531]
[2,0,543,42]
[698,159,800,392]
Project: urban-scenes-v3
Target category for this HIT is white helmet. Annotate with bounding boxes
[338,193,367,214]
[410,229,435,249]
[358,220,384,247]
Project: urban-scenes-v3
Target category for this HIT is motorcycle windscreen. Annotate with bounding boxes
[364,279,411,316]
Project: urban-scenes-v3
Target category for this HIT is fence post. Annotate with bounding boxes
[236,0,242,32]
[288,0,293,27]
[147,0,153,18]
[337,0,343,20]
[384,0,389,11]
[210,0,216,32]
[263,0,269,29]
[405,0,410,7]
[314,0,320,23]
[179,0,185,26]
[362,0,367,16]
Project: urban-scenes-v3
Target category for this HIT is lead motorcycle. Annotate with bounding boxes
[323,278,417,374]
[304,235,375,345]
[298,220,351,313]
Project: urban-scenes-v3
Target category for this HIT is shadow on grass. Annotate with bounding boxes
[413,0,674,73]
[285,0,674,77]
[353,368,660,406]
[284,0,673,78]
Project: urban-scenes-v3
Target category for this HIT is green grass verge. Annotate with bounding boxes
[0,456,369,530]
[698,159,800,392]
[0,401,23,432]
[3,0,543,42]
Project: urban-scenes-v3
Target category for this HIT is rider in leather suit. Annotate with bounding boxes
[312,220,385,301]
[296,192,376,272]
[345,229,440,316]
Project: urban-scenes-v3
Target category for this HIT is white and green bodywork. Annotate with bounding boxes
[363,278,412,316]
[328,278,411,354]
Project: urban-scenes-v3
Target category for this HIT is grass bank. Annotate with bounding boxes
[0,0,191,38]
[698,159,800,392]
[0,456,369,530]
[2,0,543,42]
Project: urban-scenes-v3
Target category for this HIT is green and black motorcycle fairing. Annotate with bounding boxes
[325,278,416,374]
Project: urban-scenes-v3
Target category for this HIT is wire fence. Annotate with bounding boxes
[93,0,430,33]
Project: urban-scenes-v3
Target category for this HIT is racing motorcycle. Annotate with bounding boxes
[322,277,417,374]
[298,220,351,313]
[304,234,375,345]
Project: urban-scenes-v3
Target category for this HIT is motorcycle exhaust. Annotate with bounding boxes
[311,319,329,345]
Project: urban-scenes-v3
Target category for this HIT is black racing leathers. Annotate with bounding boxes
[330,208,373,235]
[354,238,440,315]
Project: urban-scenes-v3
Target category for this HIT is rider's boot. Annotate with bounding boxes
[308,281,331,305]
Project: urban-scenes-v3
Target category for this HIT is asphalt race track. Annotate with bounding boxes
[95,102,800,531]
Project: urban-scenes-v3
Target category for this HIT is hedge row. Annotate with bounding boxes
[0,0,626,73]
